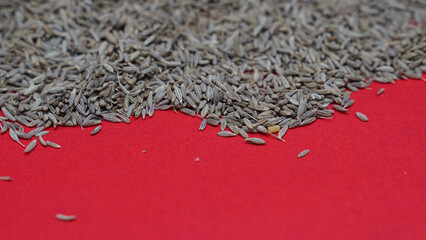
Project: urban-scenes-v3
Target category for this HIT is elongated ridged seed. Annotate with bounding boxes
[25,140,37,153]
[298,150,310,158]
[356,112,369,122]
[91,125,102,135]
[46,141,61,149]
[217,131,237,137]
[0,0,424,152]
[245,138,266,145]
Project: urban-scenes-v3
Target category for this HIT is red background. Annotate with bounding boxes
[1,77,425,240]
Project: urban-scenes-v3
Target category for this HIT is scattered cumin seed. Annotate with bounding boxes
[356,112,369,122]
[0,176,13,181]
[56,214,76,222]
[298,150,310,158]
[91,125,102,135]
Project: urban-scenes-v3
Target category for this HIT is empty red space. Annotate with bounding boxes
[0,77,425,240]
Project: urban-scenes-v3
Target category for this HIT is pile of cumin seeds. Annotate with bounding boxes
[0,0,425,150]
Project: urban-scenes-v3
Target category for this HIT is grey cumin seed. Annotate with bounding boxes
[298,150,310,158]
[91,125,102,135]
[24,139,37,153]
[217,131,237,137]
[0,0,423,150]
[277,125,288,139]
[180,108,196,117]
[245,138,266,145]
[356,112,369,122]
[199,119,207,131]
[0,176,13,181]
[56,214,76,222]
[9,129,25,147]
[39,136,47,146]
[238,128,249,139]
[333,105,349,113]
[343,99,355,108]
[46,141,61,149]
[220,118,227,131]
[377,88,385,96]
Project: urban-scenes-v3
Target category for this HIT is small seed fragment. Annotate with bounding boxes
[267,125,280,133]
[377,88,385,96]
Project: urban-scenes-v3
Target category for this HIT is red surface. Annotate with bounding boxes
[1,78,426,240]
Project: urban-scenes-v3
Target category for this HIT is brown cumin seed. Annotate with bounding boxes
[267,125,280,133]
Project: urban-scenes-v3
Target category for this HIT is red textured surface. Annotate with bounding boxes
[1,78,426,240]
